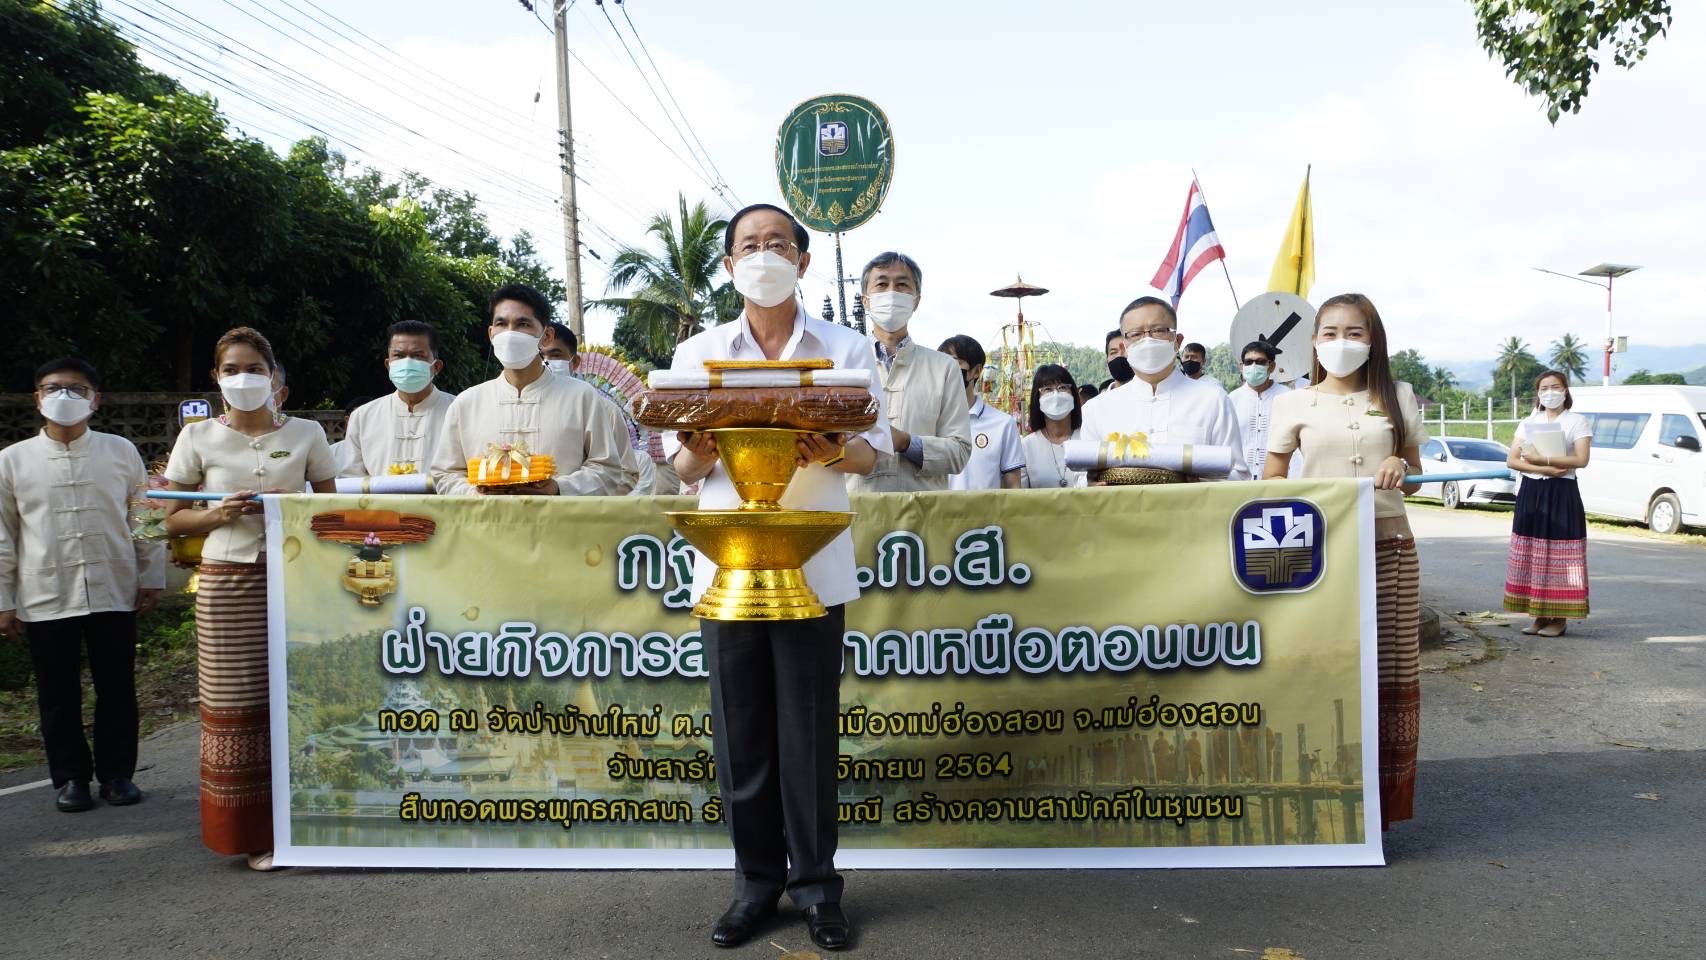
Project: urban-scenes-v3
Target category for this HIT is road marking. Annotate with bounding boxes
[1643,636,1705,644]
[0,778,51,798]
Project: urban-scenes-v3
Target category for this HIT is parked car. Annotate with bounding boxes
[1412,437,1517,509]
[1567,385,1706,535]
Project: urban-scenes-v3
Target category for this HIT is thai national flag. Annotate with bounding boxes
[1150,182,1226,308]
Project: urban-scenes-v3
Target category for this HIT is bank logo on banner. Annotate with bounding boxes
[818,120,849,156]
[1231,499,1325,594]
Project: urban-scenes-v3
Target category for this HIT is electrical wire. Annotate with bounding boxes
[614,1,741,206]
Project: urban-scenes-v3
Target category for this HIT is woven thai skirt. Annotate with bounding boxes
[1504,476,1590,619]
[195,562,273,855]
[1375,536,1420,830]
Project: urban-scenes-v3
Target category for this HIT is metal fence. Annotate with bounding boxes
[1422,396,1532,442]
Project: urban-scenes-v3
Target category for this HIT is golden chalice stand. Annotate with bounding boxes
[635,360,879,621]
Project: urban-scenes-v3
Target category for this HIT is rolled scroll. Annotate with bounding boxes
[647,369,872,390]
[1064,435,1234,479]
[333,474,436,495]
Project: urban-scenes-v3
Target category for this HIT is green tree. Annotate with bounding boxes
[1622,369,1685,385]
[1548,333,1590,383]
[1390,349,1439,398]
[1472,0,1672,124]
[1493,336,1543,398]
[594,194,735,369]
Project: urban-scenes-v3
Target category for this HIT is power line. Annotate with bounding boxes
[593,0,729,206]
[564,46,720,196]
[613,0,741,206]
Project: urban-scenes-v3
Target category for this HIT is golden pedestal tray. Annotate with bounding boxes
[665,428,854,622]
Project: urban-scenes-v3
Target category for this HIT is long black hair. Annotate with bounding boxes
[1027,363,1081,432]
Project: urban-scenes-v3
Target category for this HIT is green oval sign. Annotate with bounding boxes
[775,94,893,233]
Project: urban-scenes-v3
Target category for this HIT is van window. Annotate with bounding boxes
[1587,412,1650,450]
[1659,414,1699,449]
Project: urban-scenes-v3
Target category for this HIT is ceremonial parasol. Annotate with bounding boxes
[989,276,1050,421]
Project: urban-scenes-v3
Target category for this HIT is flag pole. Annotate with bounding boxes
[1191,168,1241,309]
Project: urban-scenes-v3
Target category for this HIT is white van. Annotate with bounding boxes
[1566,385,1706,534]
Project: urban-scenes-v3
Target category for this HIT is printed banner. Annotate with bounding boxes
[266,481,1380,868]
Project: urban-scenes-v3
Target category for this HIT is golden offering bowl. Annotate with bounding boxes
[667,510,852,621]
[707,427,817,511]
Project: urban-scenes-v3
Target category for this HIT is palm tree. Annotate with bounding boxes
[1548,333,1589,384]
[1494,336,1537,399]
[594,194,738,367]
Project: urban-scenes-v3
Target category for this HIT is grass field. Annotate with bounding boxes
[1432,420,1521,448]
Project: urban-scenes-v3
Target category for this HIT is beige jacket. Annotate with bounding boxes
[847,338,972,493]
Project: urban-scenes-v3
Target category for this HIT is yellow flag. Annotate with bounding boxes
[1267,168,1314,298]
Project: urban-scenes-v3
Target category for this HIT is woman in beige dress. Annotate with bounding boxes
[163,327,336,869]
[1263,293,1426,830]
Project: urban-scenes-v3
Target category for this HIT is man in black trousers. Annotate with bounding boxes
[666,204,891,951]
[0,358,164,812]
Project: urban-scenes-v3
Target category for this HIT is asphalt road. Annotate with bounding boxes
[4,507,1702,960]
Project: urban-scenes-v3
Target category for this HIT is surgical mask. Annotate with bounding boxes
[40,394,93,426]
[1538,389,1566,410]
[1038,391,1075,421]
[1314,340,1372,378]
[732,250,799,308]
[1128,337,1178,376]
[1242,364,1271,387]
[491,329,542,369]
[865,292,916,333]
[388,358,434,393]
[1180,359,1204,377]
[219,373,273,412]
[1107,356,1136,384]
[544,358,576,379]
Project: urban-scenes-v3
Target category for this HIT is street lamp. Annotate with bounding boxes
[1533,263,1641,386]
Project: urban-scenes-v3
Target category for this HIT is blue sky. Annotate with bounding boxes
[113,0,1704,373]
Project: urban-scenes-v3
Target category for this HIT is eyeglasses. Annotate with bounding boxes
[1121,326,1176,342]
[40,385,92,400]
[733,238,798,259]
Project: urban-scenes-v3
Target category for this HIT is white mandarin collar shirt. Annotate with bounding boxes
[1229,380,1299,479]
[340,387,456,478]
[1079,366,1250,480]
[0,429,166,622]
[849,335,973,494]
[664,302,893,607]
[431,370,636,497]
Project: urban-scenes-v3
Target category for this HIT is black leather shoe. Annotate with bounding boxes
[100,778,143,805]
[710,899,775,948]
[56,781,93,813]
[803,902,852,951]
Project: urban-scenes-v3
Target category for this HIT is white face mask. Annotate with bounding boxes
[544,358,576,378]
[1315,339,1372,378]
[865,292,916,333]
[219,373,273,412]
[732,250,799,308]
[1038,391,1075,421]
[1128,337,1178,376]
[491,329,542,369]
[40,394,94,426]
[1538,389,1567,410]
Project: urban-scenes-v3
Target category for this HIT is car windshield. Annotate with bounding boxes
[1446,440,1508,461]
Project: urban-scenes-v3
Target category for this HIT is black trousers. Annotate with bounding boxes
[28,611,139,788]
[702,605,844,908]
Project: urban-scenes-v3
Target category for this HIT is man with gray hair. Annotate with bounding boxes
[846,251,972,493]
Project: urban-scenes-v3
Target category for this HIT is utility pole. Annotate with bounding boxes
[553,0,585,336]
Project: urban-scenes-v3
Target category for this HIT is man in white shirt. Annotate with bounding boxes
[543,320,657,495]
[1080,296,1249,481]
[0,359,164,813]
[940,335,1024,489]
[342,321,457,479]
[667,203,888,953]
[1228,339,1299,480]
[431,283,635,496]
[846,252,971,493]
